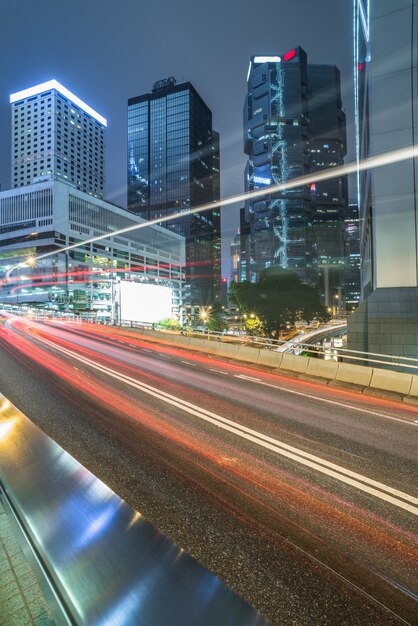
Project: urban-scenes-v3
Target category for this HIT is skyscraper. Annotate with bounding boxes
[244,49,312,284]
[348,0,418,358]
[230,231,241,283]
[127,78,221,308]
[308,64,348,307]
[10,80,106,198]
[239,206,251,282]
[344,203,361,311]
[243,49,348,296]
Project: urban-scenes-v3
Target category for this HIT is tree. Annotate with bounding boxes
[206,312,226,332]
[229,267,329,339]
[244,315,263,336]
[158,317,181,330]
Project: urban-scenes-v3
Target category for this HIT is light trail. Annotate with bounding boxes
[5,144,418,273]
[16,322,418,516]
[2,314,417,623]
[42,320,418,420]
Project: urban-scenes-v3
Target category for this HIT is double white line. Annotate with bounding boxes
[32,332,418,516]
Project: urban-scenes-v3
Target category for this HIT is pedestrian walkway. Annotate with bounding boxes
[0,493,65,626]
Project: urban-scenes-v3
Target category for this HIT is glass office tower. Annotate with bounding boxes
[128,78,221,309]
[243,48,313,284]
[308,64,348,308]
[243,49,347,298]
[344,203,361,311]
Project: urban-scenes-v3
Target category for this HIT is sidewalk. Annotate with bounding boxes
[0,493,65,626]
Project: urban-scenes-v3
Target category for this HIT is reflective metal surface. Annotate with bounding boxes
[0,393,270,625]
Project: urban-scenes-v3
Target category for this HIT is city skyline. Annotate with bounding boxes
[1,4,417,626]
[0,0,354,275]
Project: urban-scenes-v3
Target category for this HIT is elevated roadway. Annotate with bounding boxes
[0,318,416,625]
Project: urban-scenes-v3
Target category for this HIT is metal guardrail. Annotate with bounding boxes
[3,307,417,374]
[121,320,418,374]
[286,341,418,372]
[0,394,271,626]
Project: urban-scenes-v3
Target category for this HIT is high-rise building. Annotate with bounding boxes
[344,203,361,311]
[308,64,348,308]
[127,78,221,308]
[10,80,106,198]
[238,206,251,282]
[243,49,347,293]
[230,231,241,283]
[348,1,418,358]
[244,49,312,284]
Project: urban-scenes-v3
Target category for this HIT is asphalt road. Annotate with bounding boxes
[0,318,417,625]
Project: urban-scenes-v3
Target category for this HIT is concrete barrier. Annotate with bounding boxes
[369,369,413,395]
[236,346,261,363]
[409,376,418,397]
[188,337,208,351]
[170,335,191,347]
[121,329,418,400]
[281,353,310,374]
[205,341,221,355]
[217,343,241,359]
[306,359,339,380]
[256,350,283,368]
[335,362,373,387]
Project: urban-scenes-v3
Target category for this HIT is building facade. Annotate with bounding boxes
[0,180,185,321]
[344,203,361,311]
[244,49,312,284]
[308,64,348,308]
[10,80,106,198]
[127,78,221,310]
[348,0,418,358]
[243,49,348,297]
[229,231,241,283]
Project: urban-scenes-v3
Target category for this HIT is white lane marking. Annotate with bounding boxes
[210,369,230,375]
[158,353,171,358]
[252,379,417,426]
[234,374,262,382]
[181,360,197,367]
[26,332,418,516]
[210,368,415,426]
[142,348,152,352]
[129,344,137,348]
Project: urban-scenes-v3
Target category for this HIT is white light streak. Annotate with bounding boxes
[4,145,418,275]
[358,0,369,41]
[21,333,418,515]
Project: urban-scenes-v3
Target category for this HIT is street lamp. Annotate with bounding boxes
[200,309,209,337]
[334,294,339,318]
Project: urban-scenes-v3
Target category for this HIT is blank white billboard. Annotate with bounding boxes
[120,281,172,323]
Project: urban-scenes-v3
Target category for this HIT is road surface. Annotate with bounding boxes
[0,318,416,625]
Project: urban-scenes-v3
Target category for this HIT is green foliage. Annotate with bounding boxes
[206,313,226,332]
[229,267,329,339]
[158,317,181,330]
[244,315,264,336]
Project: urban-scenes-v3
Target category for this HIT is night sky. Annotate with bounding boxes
[0,0,354,275]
